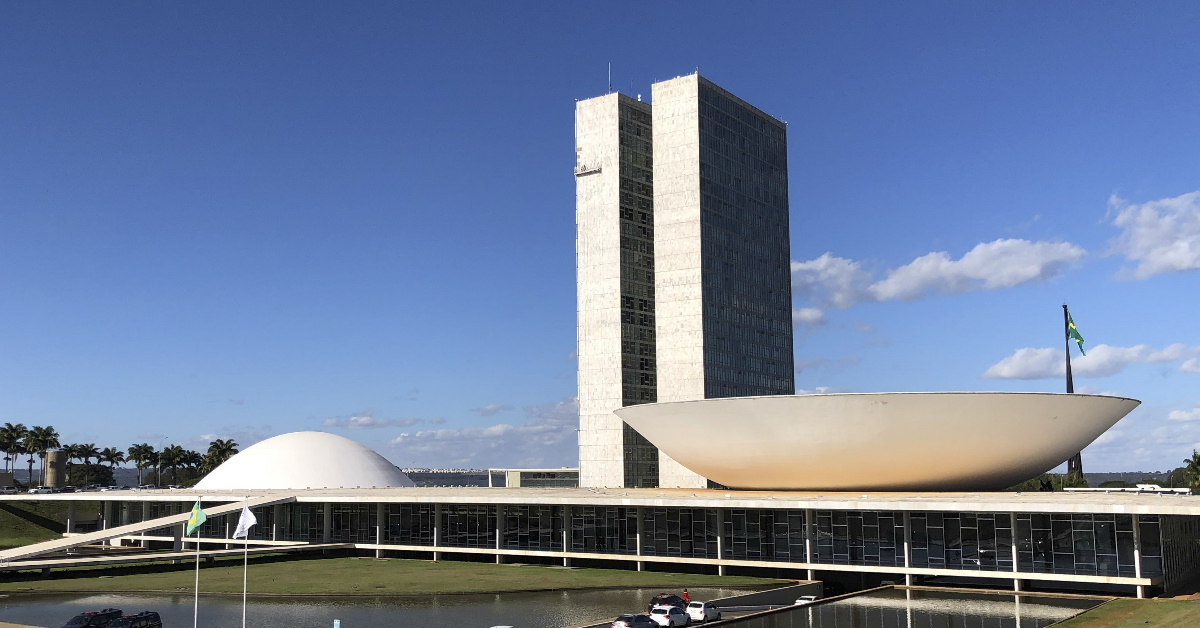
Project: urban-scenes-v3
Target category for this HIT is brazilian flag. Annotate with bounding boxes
[186,500,207,536]
[1068,313,1086,356]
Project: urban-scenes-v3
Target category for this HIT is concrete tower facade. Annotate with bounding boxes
[576,75,794,489]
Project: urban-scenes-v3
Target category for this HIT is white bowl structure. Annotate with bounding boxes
[614,392,1139,491]
[194,431,415,491]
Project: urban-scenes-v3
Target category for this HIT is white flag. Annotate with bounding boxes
[232,503,257,539]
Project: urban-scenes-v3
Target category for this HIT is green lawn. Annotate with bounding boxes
[0,501,81,549]
[0,556,787,596]
[1054,599,1200,628]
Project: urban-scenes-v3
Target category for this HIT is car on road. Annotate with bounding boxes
[0,486,17,494]
[612,614,657,628]
[29,486,56,494]
[686,601,721,623]
[794,595,820,605]
[649,605,690,626]
[107,611,163,628]
[60,607,124,627]
[647,593,687,612]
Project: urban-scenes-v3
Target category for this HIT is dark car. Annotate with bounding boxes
[613,614,657,628]
[61,608,123,628]
[107,612,163,628]
[647,593,687,612]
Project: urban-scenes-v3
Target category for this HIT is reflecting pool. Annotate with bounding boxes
[0,586,744,628]
[722,588,1104,628]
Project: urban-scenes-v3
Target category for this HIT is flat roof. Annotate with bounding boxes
[6,487,1200,516]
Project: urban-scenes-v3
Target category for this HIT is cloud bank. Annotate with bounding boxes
[982,344,1200,379]
[1108,191,1200,279]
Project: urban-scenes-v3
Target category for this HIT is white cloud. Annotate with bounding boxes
[322,412,422,429]
[795,386,852,394]
[1182,358,1200,373]
[792,308,826,326]
[868,239,1085,301]
[982,344,1200,379]
[792,239,1084,309]
[469,403,512,417]
[1169,405,1200,422]
[791,254,873,309]
[1108,191,1200,279]
[389,397,578,468]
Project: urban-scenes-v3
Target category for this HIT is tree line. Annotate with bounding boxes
[0,423,239,488]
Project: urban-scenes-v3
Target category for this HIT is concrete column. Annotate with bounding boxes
[433,503,442,562]
[102,501,113,530]
[636,506,644,572]
[717,508,727,576]
[272,504,280,541]
[65,502,76,536]
[140,502,150,548]
[375,503,385,559]
[495,504,505,564]
[224,516,232,550]
[1133,514,1144,598]
[321,502,332,544]
[903,511,913,586]
[562,505,572,567]
[172,522,184,564]
[1010,511,1020,592]
[806,508,817,582]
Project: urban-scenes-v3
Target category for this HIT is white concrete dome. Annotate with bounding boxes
[194,431,415,491]
[615,392,1140,491]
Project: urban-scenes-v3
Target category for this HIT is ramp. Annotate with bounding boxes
[0,494,296,563]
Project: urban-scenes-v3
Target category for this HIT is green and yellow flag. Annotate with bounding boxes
[1068,312,1086,356]
[186,500,207,536]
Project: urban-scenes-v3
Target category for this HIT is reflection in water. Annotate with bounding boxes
[722,588,1102,628]
[0,586,744,628]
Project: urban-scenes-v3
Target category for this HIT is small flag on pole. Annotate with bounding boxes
[186,500,207,536]
[233,503,257,539]
[1067,312,1086,356]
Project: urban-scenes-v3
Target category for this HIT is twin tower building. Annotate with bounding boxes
[575,74,795,489]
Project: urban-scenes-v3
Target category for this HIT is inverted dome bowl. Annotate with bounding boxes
[614,392,1139,491]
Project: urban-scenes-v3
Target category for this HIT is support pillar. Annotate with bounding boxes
[806,508,817,582]
[321,502,332,544]
[1133,514,1144,598]
[562,505,572,567]
[636,506,644,572]
[140,502,150,548]
[102,501,113,530]
[172,522,184,565]
[375,503,385,558]
[1010,511,1020,592]
[433,503,442,562]
[903,511,913,586]
[224,516,232,550]
[495,505,505,564]
[717,508,727,576]
[65,502,76,536]
[272,504,281,541]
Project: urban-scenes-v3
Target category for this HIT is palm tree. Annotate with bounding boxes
[1184,450,1200,491]
[181,450,204,484]
[78,443,99,488]
[0,423,27,474]
[126,444,155,486]
[160,445,186,485]
[60,444,82,485]
[100,447,125,472]
[202,438,239,474]
[25,426,60,485]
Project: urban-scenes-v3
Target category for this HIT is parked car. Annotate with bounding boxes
[60,607,124,627]
[647,593,687,612]
[649,605,690,626]
[612,614,657,628]
[107,611,163,628]
[60,486,77,493]
[29,486,56,494]
[135,485,157,490]
[686,601,721,623]
[794,595,820,605]
[0,486,17,494]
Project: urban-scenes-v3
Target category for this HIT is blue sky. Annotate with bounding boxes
[2,2,1198,473]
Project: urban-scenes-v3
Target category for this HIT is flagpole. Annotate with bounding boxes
[1063,304,1082,480]
[194,497,202,628]
[242,499,249,628]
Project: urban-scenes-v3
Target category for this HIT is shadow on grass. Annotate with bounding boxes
[0,502,65,533]
[0,551,340,585]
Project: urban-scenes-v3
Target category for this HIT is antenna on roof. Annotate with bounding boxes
[607,63,612,94]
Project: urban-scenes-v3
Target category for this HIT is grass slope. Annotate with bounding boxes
[0,501,71,549]
[0,556,786,596]
[1055,599,1200,628]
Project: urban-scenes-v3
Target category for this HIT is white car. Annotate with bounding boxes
[649,605,690,626]
[685,601,721,623]
[794,595,820,605]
